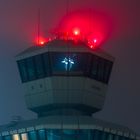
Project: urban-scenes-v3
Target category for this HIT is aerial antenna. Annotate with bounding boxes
[65,0,70,39]
[37,8,41,44]
[66,0,69,16]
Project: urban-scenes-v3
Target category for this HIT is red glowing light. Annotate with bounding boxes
[54,10,112,48]
[90,45,93,48]
[93,39,97,43]
[35,36,47,46]
[40,41,45,45]
[73,28,80,36]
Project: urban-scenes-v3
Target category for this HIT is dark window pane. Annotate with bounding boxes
[34,55,45,78]
[38,129,46,140]
[93,130,102,140]
[68,53,88,75]
[42,53,50,76]
[78,129,93,140]
[91,56,99,80]
[100,132,107,140]
[104,61,113,84]
[47,129,62,140]
[28,131,37,140]
[121,137,131,140]
[91,54,113,84]
[97,58,105,82]
[119,136,125,140]
[106,133,114,140]
[114,135,120,140]
[62,129,77,140]
[26,57,36,80]
[51,52,69,75]
[17,60,28,82]
[3,136,12,140]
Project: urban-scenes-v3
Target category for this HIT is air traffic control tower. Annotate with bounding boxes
[0,38,139,140]
[16,39,114,117]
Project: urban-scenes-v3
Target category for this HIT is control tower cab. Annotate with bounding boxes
[16,39,114,117]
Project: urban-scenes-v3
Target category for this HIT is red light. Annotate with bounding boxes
[90,45,93,48]
[93,39,97,43]
[35,36,47,46]
[40,41,45,45]
[73,28,80,36]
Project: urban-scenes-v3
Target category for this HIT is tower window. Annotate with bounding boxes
[21,133,28,140]
[12,134,20,140]
[17,60,28,82]
[26,57,36,81]
[28,131,37,140]
[34,54,45,78]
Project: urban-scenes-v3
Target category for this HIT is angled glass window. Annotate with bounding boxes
[121,137,131,140]
[114,135,120,140]
[68,53,88,75]
[91,55,99,80]
[119,136,124,140]
[28,131,37,140]
[106,133,114,140]
[91,54,113,84]
[93,130,102,140]
[51,52,88,76]
[12,134,20,140]
[34,54,45,79]
[47,129,62,140]
[42,53,50,76]
[51,52,69,75]
[104,60,113,84]
[97,58,105,82]
[62,129,78,140]
[17,60,28,82]
[21,133,28,140]
[26,57,36,81]
[3,136,12,140]
[100,131,107,140]
[78,129,93,140]
[38,129,46,140]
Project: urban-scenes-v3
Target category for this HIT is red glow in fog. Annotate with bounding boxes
[54,10,112,48]
[73,28,80,36]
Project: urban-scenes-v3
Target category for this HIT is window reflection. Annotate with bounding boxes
[12,134,20,140]
[21,133,28,140]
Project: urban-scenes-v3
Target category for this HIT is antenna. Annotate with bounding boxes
[37,8,41,45]
[66,0,69,16]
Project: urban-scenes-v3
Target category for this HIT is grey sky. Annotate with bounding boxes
[0,0,140,134]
